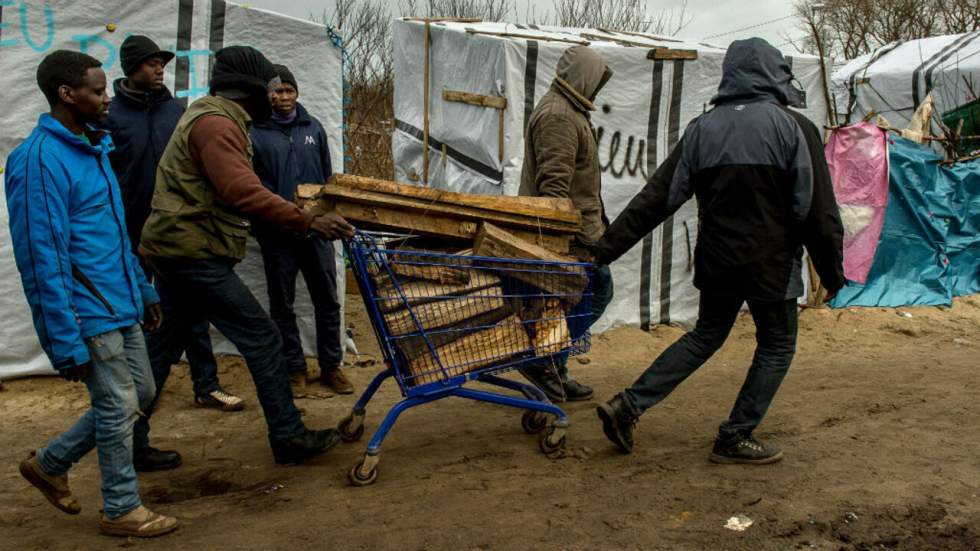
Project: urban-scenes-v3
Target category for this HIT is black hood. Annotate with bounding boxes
[711,38,794,106]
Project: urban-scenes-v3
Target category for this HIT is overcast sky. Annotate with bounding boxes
[246,0,801,50]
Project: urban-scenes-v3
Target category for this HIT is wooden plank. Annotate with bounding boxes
[647,48,698,60]
[321,199,571,253]
[530,299,570,357]
[383,287,504,336]
[405,16,482,23]
[596,27,684,43]
[407,314,531,386]
[473,223,588,299]
[465,28,590,46]
[394,304,513,362]
[329,174,579,220]
[442,90,508,110]
[375,270,500,312]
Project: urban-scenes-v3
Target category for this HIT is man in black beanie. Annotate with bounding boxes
[251,64,351,398]
[135,46,355,465]
[106,36,244,455]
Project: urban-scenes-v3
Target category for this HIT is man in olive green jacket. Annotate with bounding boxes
[518,45,615,402]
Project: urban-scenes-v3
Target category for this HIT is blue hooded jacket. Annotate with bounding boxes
[5,114,159,371]
[103,78,184,249]
[250,102,332,238]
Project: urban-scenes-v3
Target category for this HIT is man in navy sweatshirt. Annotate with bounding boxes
[250,64,351,396]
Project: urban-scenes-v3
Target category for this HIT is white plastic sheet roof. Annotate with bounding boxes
[393,20,827,332]
[0,1,344,379]
[831,32,980,129]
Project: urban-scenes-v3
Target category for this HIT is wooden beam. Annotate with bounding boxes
[647,48,698,60]
[321,184,579,235]
[404,16,482,23]
[465,28,589,46]
[498,109,505,164]
[442,90,507,110]
[472,223,588,299]
[384,288,504,336]
[423,20,431,185]
[596,27,684,43]
[394,305,514,363]
[375,271,500,312]
[329,174,580,222]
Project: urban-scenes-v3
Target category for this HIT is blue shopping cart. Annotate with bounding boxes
[337,231,593,486]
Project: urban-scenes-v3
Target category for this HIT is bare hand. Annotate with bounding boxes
[822,288,839,304]
[142,303,163,332]
[310,213,355,240]
[60,362,92,383]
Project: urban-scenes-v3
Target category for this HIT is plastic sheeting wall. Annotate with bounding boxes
[393,21,828,331]
[0,1,344,379]
[831,136,980,307]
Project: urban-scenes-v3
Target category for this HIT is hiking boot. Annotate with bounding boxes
[562,378,594,401]
[133,447,182,472]
[19,450,81,514]
[596,394,637,454]
[195,386,244,412]
[318,366,354,395]
[99,505,179,538]
[270,428,342,465]
[289,372,307,397]
[519,364,566,402]
[709,434,784,465]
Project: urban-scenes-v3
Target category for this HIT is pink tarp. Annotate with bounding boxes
[825,123,890,284]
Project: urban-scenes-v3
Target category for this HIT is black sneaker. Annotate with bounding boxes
[709,434,783,465]
[133,447,182,472]
[519,364,566,402]
[195,387,245,412]
[270,428,342,465]
[596,394,637,453]
[562,378,594,401]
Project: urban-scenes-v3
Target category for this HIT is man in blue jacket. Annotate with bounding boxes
[6,50,178,537]
[251,64,351,395]
[104,35,244,423]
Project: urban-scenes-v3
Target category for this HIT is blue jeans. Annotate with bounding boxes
[258,235,342,374]
[184,319,221,396]
[549,264,615,380]
[134,258,305,451]
[38,324,154,519]
[623,294,798,439]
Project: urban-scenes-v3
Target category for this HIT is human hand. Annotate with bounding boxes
[311,213,355,240]
[822,288,838,304]
[142,303,163,332]
[60,362,92,383]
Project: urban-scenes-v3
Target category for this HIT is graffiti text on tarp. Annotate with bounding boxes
[596,104,648,181]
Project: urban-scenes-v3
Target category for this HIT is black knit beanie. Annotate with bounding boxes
[209,46,279,96]
[274,64,298,92]
[120,35,174,76]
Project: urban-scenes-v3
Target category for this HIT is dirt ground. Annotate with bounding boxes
[0,293,978,551]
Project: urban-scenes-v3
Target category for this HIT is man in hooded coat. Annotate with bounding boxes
[518,45,616,402]
[595,38,845,464]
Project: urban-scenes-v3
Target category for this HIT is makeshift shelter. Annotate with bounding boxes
[831,32,980,142]
[391,20,831,332]
[0,1,344,379]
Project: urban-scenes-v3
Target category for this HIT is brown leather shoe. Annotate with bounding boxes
[100,505,179,538]
[319,367,354,395]
[19,450,80,515]
[289,372,308,397]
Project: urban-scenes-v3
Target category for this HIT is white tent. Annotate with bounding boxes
[0,1,344,379]
[831,32,980,130]
[392,20,829,332]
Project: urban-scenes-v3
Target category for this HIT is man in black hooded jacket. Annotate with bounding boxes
[595,38,845,464]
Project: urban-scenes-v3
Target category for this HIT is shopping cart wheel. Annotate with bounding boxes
[348,455,379,487]
[338,412,366,443]
[521,410,549,434]
[539,426,567,458]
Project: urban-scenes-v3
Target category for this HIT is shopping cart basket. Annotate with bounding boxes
[337,231,594,485]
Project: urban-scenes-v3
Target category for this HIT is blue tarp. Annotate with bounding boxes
[831,137,980,307]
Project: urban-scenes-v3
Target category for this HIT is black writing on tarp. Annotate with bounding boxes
[596,103,648,181]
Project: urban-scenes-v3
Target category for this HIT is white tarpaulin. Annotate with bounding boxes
[831,32,980,130]
[392,20,828,332]
[0,1,344,379]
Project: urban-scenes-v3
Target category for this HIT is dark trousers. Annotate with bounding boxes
[139,253,220,396]
[258,236,342,375]
[623,294,798,439]
[134,257,305,451]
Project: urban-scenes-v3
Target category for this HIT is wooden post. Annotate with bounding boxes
[498,109,505,164]
[423,21,431,185]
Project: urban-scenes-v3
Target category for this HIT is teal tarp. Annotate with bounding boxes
[831,137,980,307]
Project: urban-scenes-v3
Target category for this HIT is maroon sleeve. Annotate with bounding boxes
[188,115,315,234]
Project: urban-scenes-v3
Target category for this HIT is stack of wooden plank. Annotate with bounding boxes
[297,174,581,254]
[298,176,589,386]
